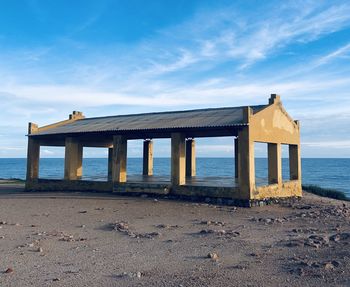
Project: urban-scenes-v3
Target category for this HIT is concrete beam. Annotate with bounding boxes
[171,133,186,185]
[143,140,153,176]
[289,144,301,180]
[26,137,40,181]
[268,143,282,184]
[185,139,196,177]
[112,135,127,183]
[64,137,83,180]
[238,127,255,199]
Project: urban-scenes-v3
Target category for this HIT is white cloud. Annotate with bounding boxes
[303,140,350,149]
[1,1,350,158]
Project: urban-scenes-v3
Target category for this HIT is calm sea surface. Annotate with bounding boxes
[0,158,349,198]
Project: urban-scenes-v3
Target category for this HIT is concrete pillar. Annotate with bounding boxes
[234,137,239,179]
[26,137,40,181]
[237,127,255,199]
[185,139,196,177]
[171,133,186,185]
[64,137,83,180]
[289,144,301,180]
[112,135,127,183]
[143,140,153,176]
[268,143,282,184]
[107,147,113,181]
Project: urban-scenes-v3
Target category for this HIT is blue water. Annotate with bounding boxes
[0,158,349,198]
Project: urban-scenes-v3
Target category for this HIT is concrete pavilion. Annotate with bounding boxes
[25,94,302,206]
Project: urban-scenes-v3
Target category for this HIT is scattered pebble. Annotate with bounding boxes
[4,268,13,274]
[207,252,219,261]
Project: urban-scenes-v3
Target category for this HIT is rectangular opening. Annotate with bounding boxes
[39,147,65,179]
[82,147,108,181]
[281,144,290,182]
[254,142,268,186]
[187,137,234,187]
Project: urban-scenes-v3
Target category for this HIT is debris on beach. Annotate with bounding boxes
[155,224,181,229]
[198,229,240,238]
[4,267,14,274]
[116,271,142,279]
[200,220,225,226]
[207,252,219,261]
[329,232,350,242]
[111,221,161,239]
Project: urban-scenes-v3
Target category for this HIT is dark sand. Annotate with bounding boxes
[0,185,349,286]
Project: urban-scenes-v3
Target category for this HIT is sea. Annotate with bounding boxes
[0,158,349,198]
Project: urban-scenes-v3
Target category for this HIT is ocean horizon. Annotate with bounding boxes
[0,157,349,198]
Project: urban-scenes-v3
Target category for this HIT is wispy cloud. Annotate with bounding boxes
[315,42,350,66]
[1,1,350,157]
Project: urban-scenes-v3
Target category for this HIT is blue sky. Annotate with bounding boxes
[0,0,350,158]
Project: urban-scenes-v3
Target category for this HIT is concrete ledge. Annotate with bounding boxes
[254,180,302,199]
[113,182,170,194]
[24,179,302,207]
[172,185,240,199]
[25,179,113,192]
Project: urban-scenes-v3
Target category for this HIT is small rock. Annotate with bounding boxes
[38,247,43,253]
[331,260,341,267]
[52,278,60,281]
[0,236,4,239]
[324,262,335,270]
[4,268,13,274]
[207,252,219,261]
[79,211,87,214]
[81,224,86,228]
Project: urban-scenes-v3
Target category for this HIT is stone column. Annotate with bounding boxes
[107,147,113,181]
[112,135,127,183]
[234,137,239,179]
[26,137,40,181]
[64,137,83,180]
[171,133,186,185]
[185,139,196,177]
[268,143,282,184]
[289,144,301,180]
[143,140,153,176]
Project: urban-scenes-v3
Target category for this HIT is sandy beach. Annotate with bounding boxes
[0,186,349,287]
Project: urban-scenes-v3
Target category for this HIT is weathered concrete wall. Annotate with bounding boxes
[172,185,240,199]
[25,179,113,192]
[250,96,300,145]
[253,180,302,199]
[25,178,301,206]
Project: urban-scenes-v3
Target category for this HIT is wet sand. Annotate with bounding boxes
[0,187,349,286]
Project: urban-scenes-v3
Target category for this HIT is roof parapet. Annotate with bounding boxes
[69,111,85,120]
[28,122,38,135]
[243,106,253,123]
[269,94,281,105]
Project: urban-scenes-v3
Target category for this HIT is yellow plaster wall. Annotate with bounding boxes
[250,102,300,145]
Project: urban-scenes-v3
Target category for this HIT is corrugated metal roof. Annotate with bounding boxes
[31,105,267,136]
